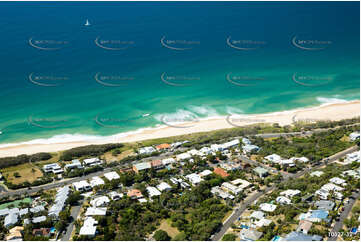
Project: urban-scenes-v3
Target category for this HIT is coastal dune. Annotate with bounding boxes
[0,100,359,158]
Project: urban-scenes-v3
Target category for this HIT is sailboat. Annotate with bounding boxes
[142,113,150,117]
[84,19,91,26]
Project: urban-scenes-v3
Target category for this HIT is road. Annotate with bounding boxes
[328,191,360,241]
[61,199,84,241]
[211,145,359,241]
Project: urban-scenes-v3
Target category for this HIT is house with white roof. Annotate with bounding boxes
[65,159,83,171]
[321,183,344,192]
[139,146,156,155]
[276,196,292,205]
[49,185,70,218]
[345,151,360,163]
[146,187,161,197]
[349,132,360,141]
[221,139,240,150]
[109,191,123,200]
[73,180,92,192]
[199,169,212,177]
[104,171,120,181]
[162,158,176,166]
[85,207,107,216]
[30,205,45,214]
[199,147,212,155]
[280,189,301,198]
[83,157,103,167]
[242,138,252,145]
[329,177,347,186]
[32,216,46,224]
[90,176,105,187]
[211,186,234,200]
[157,182,172,192]
[315,189,329,200]
[79,217,97,237]
[310,171,324,177]
[250,211,265,221]
[4,212,18,228]
[185,173,203,185]
[264,154,282,163]
[290,157,309,163]
[342,170,360,179]
[43,163,63,174]
[231,179,251,190]
[210,144,223,152]
[176,152,192,161]
[221,182,242,195]
[242,144,260,154]
[90,196,110,207]
[259,203,277,212]
[254,218,272,227]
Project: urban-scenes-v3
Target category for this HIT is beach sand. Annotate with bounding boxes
[0,100,359,158]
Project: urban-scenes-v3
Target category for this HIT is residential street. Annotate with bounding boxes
[328,191,360,241]
[61,199,84,241]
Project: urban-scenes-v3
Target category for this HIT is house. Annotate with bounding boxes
[4,212,18,227]
[109,191,123,200]
[161,158,176,166]
[211,186,234,200]
[213,167,229,178]
[83,157,103,167]
[156,143,171,151]
[104,171,120,181]
[250,211,265,221]
[290,157,309,163]
[315,200,335,211]
[221,139,240,150]
[231,179,251,190]
[30,205,45,214]
[85,207,107,216]
[242,144,259,153]
[176,152,192,161]
[127,189,143,199]
[139,146,156,155]
[48,186,70,218]
[284,231,322,241]
[90,196,110,207]
[321,183,344,192]
[259,203,277,212]
[310,171,324,177]
[242,137,252,145]
[264,154,282,163]
[280,189,301,198]
[133,162,151,173]
[65,159,83,170]
[73,180,92,192]
[32,216,47,224]
[220,162,242,171]
[90,176,105,187]
[345,151,360,163]
[254,218,272,227]
[349,131,360,141]
[342,170,360,179]
[146,187,161,197]
[240,229,263,241]
[210,144,223,152]
[6,226,23,240]
[315,189,329,200]
[79,217,97,237]
[32,228,50,237]
[43,163,63,174]
[296,220,313,234]
[222,182,242,195]
[276,196,291,205]
[157,182,172,192]
[19,208,29,217]
[329,177,347,186]
[185,173,203,185]
[280,159,295,167]
[253,167,269,178]
[199,169,213,177]
[150,160,164,170]
[299,210,329,223]
[199,146,212,155]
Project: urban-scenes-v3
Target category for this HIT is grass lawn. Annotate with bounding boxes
[0,197,32,209]
[222,209,234,223]
[103,149,136,162]
[158,219,180,239]
[1,163,43,184]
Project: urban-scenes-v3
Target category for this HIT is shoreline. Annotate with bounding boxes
[0,100,359,158]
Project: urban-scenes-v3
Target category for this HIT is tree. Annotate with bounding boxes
[67,191,82,205]
[154,230,171,241]
[173,232,187,241]
[222,233,237,241]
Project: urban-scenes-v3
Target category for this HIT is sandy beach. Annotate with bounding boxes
[0,100,359,158]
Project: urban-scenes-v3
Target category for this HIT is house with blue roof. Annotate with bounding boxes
[284,231,322,241]
[299,209,330,223]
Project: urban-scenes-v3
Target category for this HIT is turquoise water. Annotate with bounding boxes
[0,2,359,145]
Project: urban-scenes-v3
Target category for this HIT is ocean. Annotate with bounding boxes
[0,1,359,145]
